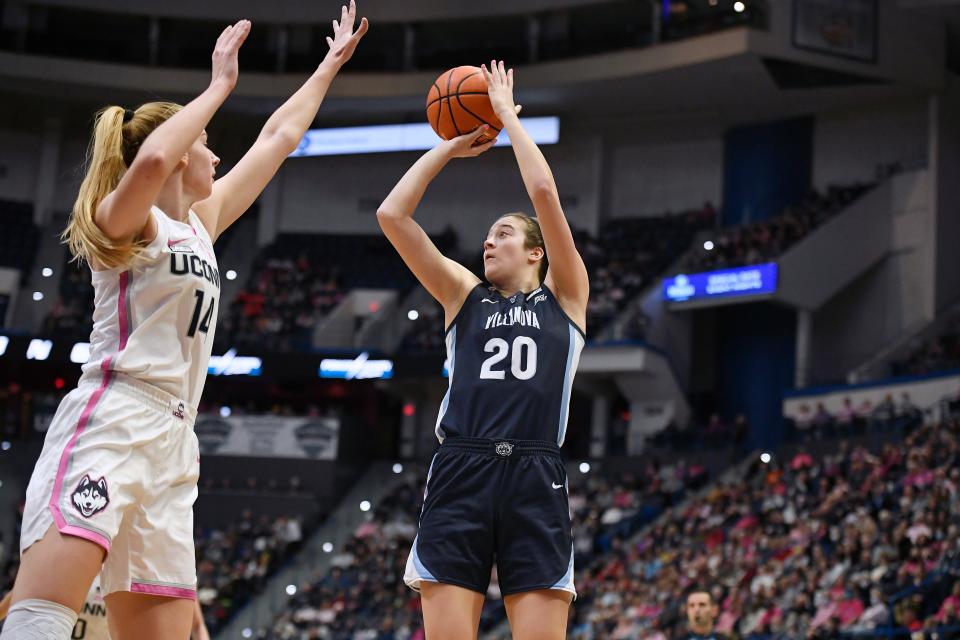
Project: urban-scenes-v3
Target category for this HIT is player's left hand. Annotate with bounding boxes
[482,60,523,120]
[323,0,369,69]
[442,126,498,158]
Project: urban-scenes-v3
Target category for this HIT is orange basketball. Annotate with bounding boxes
[426,66,503,144]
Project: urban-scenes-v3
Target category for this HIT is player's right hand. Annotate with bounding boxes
[443,126,498,158]
[211,20,251,90]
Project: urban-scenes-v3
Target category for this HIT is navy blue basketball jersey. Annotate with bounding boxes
[436,283,586,445]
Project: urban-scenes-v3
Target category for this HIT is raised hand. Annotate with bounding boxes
[324,0,369,68]
[481,60,523,120]
[211,20,251,90]
[442,126,498,158]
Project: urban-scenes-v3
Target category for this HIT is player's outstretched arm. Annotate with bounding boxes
[96,21,250,243]
[483,60,589,324]
[195,2,369,242]
[377,130,493,313]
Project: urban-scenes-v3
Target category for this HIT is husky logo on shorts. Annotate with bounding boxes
[172,401,185,419]
[495,442,514,457]
[71,475,109,518]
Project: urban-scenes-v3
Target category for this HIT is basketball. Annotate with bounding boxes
[426,65,502,144]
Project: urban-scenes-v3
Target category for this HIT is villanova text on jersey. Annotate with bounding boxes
[436,284,585,445]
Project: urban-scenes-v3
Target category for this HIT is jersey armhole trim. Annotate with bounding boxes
[89,209,166,278]
[187,209,215,245]
[541,283,587,339]
[443,283,485,336]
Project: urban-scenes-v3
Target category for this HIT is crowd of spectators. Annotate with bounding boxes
[258,460,708,640]
[684,184,871,273]
[218,253,344,353]
[581,204,715,341]
[788,392,924,442]
[219,231,455,353]
[259,475,425,640]
[568,420,960,639]
[197,510,305,634]
[647,413,752,456]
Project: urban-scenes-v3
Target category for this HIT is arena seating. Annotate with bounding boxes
[217,230,457,353]
[683,184,872,273]
[568,421,960,639]
[47,190,887,352]
[197,511,307,634]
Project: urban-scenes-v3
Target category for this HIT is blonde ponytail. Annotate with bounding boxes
[63,101,182,269]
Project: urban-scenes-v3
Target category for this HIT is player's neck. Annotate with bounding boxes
[492,273,541,298]
[690,624,714,636]
[155,180,193,224]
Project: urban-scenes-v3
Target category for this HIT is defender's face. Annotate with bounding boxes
[184,130,220,200]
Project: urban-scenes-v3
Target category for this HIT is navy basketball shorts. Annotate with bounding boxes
[403,437,576,598]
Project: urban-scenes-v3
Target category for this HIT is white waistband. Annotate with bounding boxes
[80,371,197,425]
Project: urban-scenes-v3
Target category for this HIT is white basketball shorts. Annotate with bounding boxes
[20,371,200,599]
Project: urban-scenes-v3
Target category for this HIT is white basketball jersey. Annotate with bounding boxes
[80,207,220,409]
[72,576,110,640]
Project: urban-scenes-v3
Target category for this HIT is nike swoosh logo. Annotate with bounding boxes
[552,482,563,489]
[168,238,191,247]
[482,299,498,304]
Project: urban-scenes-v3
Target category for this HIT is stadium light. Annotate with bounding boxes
[26,339,53,361]
[208,349,263,376]
[320,352,393,380]
[291,117,559,157]
[70,342,91,364]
